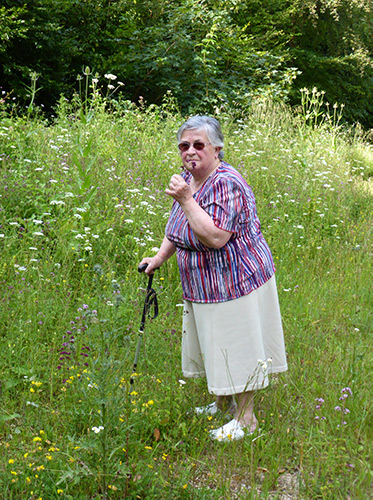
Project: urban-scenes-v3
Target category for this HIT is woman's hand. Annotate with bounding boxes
[138,256,162,275]
[165,175,232,249]
[165,175,192,204]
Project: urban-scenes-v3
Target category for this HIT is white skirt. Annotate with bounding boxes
[182,275,288,395]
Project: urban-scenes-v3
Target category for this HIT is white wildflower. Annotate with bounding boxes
[91,426,104,434]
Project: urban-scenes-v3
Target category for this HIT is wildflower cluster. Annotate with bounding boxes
[72,226,100,258]
[314,398,326,422]
[335,386,352,428]
[56,304,97,393]
[4,430,62,494]
[314,387,353,428]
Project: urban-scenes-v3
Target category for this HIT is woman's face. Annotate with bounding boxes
[179,129,219,177]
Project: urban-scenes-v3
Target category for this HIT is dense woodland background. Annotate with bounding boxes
[1,0,373,127]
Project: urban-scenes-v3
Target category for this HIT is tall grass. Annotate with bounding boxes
[0,88,371,498]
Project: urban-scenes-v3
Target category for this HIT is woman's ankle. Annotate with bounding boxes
[236,412,258,430]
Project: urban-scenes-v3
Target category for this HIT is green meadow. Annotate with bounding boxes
[0,89,372,498]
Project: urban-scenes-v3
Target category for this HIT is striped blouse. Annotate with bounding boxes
[165,162,275,303]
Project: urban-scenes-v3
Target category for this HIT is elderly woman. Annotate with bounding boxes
[140,115,287,441]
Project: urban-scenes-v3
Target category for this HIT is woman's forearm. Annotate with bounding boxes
[156,236,176,263]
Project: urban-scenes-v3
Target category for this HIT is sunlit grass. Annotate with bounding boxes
[0,93,371,498]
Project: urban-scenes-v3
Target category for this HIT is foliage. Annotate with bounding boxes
[287,0,373,126]
[225,0,373,127]
[0,91,372,497]
[0,0,372,126]
[109,0,298,115]
[0,0,129,110]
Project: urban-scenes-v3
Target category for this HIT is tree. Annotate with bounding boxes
[0,0,371,126]
[107,0,298,114]
[0,0,130,109]
[287,0,373,125]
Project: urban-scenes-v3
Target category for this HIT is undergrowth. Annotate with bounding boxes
[0,86,371,498]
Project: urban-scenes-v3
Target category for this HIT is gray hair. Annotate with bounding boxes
[177,115,225,160]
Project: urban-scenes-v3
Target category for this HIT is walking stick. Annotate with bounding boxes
[130,264,159,388]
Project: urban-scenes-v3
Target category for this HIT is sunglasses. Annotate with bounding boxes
[178,141,211,152]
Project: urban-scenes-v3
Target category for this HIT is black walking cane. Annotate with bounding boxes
[130,264,159,388]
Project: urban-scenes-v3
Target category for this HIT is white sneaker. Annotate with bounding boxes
[194,402,219,416]
[209,418,246,442]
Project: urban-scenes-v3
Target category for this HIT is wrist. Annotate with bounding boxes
[154,253,167,266]
[179,195,195,210]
